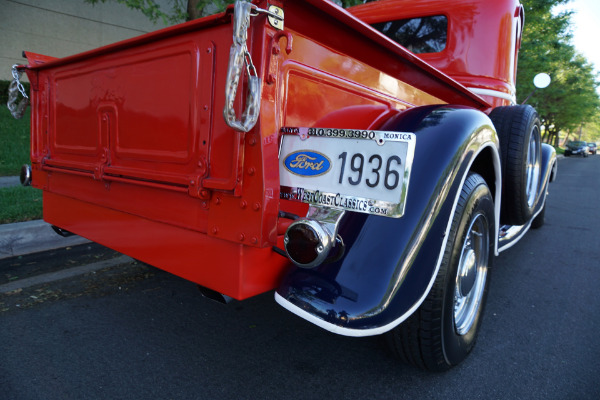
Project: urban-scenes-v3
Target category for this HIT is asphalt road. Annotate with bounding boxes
[1,155,599,400]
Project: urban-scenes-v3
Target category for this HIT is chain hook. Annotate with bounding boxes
[7,65,29,119]
[223,1,262,133]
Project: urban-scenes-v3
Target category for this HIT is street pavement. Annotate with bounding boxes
[1,155,599,400]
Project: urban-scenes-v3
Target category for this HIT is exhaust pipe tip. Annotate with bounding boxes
[197,285,234,304]
[20,164,32,186]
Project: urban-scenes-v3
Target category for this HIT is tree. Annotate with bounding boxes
[517,0,600,146]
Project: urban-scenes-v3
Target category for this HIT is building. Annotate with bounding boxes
[1,0,180,81]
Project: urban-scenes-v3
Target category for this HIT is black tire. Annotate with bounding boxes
[386,173,495,371]
[488,105,542,225]
[530,201,546,229]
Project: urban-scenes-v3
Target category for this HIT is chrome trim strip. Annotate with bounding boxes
[467,88,516,105]
[497,222,532,253]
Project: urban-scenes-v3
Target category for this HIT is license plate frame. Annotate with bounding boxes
[279,127,416,218]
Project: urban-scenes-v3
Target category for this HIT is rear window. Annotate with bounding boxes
[372,15,447,54]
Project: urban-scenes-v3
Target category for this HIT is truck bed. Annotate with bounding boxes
[21,0,489,299]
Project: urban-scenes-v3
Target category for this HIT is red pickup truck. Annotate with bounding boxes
[11,0,556,371]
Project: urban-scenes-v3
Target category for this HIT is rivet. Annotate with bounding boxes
[215,196,222,205]
[248,167,256,176]
[240,200,247,209]
[251,237,258,245]
[211,226,218,234]
[248,136,257,146]
[253,202,261,211]
[239,233,245,242]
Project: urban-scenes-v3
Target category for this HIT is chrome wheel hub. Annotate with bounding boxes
[526,126,541,208]
[454,213,489,336]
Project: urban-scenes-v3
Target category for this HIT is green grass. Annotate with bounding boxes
[0,186,43,223]
[554,146,565,155]
[0,105,31,176]
[0,103,40,223]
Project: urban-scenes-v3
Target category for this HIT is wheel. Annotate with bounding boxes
[385,173,495,371]
[530,201,546,229]
[488,105,542,225]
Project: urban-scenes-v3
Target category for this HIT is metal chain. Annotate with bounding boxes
[223,1,262,132]
[7,65,29,119]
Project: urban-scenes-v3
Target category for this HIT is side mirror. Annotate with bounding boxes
[522,73,551,104]
[533,73,551,89]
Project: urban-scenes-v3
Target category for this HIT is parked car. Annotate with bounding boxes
[588,142,597,155]
[564,141,589,157]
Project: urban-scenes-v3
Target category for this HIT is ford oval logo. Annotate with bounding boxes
[284,150,331,177]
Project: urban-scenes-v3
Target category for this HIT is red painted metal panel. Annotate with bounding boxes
[43,192,289,300]
[21,0,500,299]
[350,0,523,107]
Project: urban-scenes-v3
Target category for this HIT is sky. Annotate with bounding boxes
[554,0,600,74]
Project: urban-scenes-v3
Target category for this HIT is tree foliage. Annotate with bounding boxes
[85,0,187,24]
[518,0,600,145]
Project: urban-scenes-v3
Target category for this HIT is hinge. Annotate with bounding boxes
[266,5,284,30]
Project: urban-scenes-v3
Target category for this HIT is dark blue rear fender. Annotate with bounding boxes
[275,105,501,336]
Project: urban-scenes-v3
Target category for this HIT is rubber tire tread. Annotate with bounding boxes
[488,105,540,225]
[385,173,492,371]
[530,201,546,229]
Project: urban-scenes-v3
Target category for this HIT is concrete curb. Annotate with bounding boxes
[0,176,20,188]
[0,220,90,260]
[0,255,133,294]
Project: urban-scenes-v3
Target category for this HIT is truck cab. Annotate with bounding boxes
[350,0,524,108]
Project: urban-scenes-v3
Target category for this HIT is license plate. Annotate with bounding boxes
[279,127,416,218]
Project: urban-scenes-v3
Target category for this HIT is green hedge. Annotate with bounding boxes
[0,105,31,176]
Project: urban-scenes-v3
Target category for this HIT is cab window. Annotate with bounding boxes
[372,15,447,54]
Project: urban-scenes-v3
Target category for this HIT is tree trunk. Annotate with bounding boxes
[187,0,203,21]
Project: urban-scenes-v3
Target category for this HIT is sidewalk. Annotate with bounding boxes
[1,175,90,259]
[0,219,90,260]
